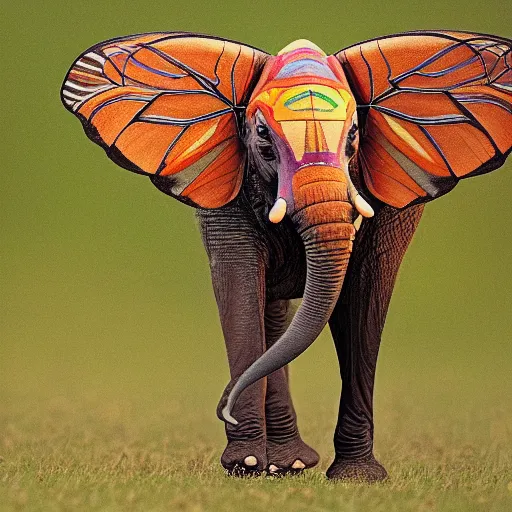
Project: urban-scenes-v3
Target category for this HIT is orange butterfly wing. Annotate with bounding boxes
[62,33,269,208]
[336,31,512,208]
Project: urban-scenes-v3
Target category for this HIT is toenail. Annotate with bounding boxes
[292,459,306,469]
[268,464,280,473]
[244,455,257,466]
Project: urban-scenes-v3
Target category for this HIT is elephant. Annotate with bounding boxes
[61,30,511,481]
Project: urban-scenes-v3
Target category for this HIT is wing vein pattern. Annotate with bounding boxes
[337,30,512,208]
[61,32,269,208]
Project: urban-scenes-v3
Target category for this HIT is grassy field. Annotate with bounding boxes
[1,323,512,511]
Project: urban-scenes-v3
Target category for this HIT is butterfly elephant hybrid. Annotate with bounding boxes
[62,31,512,481]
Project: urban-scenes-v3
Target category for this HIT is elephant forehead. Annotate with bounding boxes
[253,85,351,121]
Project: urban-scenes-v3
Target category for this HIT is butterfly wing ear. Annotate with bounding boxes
[62,33,269,208]
[335,31,512,208]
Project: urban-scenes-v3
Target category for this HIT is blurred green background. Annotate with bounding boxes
[1,1,511,509]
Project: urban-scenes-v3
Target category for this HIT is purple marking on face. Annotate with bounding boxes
[275,149,298,204]
[299,152,341,167]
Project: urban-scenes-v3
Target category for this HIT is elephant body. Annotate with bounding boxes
[62,30,511,481]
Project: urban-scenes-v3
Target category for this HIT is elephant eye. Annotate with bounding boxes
[256,124,270,139]
[255,123,275,161]
[347,123,358,142]
[345,124,358,158]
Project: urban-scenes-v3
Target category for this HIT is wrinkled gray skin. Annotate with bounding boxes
[185,118,425,480]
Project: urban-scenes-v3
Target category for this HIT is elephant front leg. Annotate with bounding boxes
[207,238,268,475]
[327,204,424,482]
[264,300,319,475]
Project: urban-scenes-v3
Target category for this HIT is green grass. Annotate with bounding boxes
[1,331,511,512]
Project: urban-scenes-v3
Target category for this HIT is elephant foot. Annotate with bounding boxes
[326,455,388,483]
[266,436,319,476]
[221,437,268,477]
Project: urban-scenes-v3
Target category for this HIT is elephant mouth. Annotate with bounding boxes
[220,164,357,425]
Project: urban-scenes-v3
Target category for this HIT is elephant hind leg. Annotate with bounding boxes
[264,299,320,475]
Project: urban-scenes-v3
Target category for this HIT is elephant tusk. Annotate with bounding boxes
[342,163,375,218]
[354,194,375,218]
[269,197,287,223]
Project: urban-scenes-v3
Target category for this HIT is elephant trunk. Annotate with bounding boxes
[221,165,355,424]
